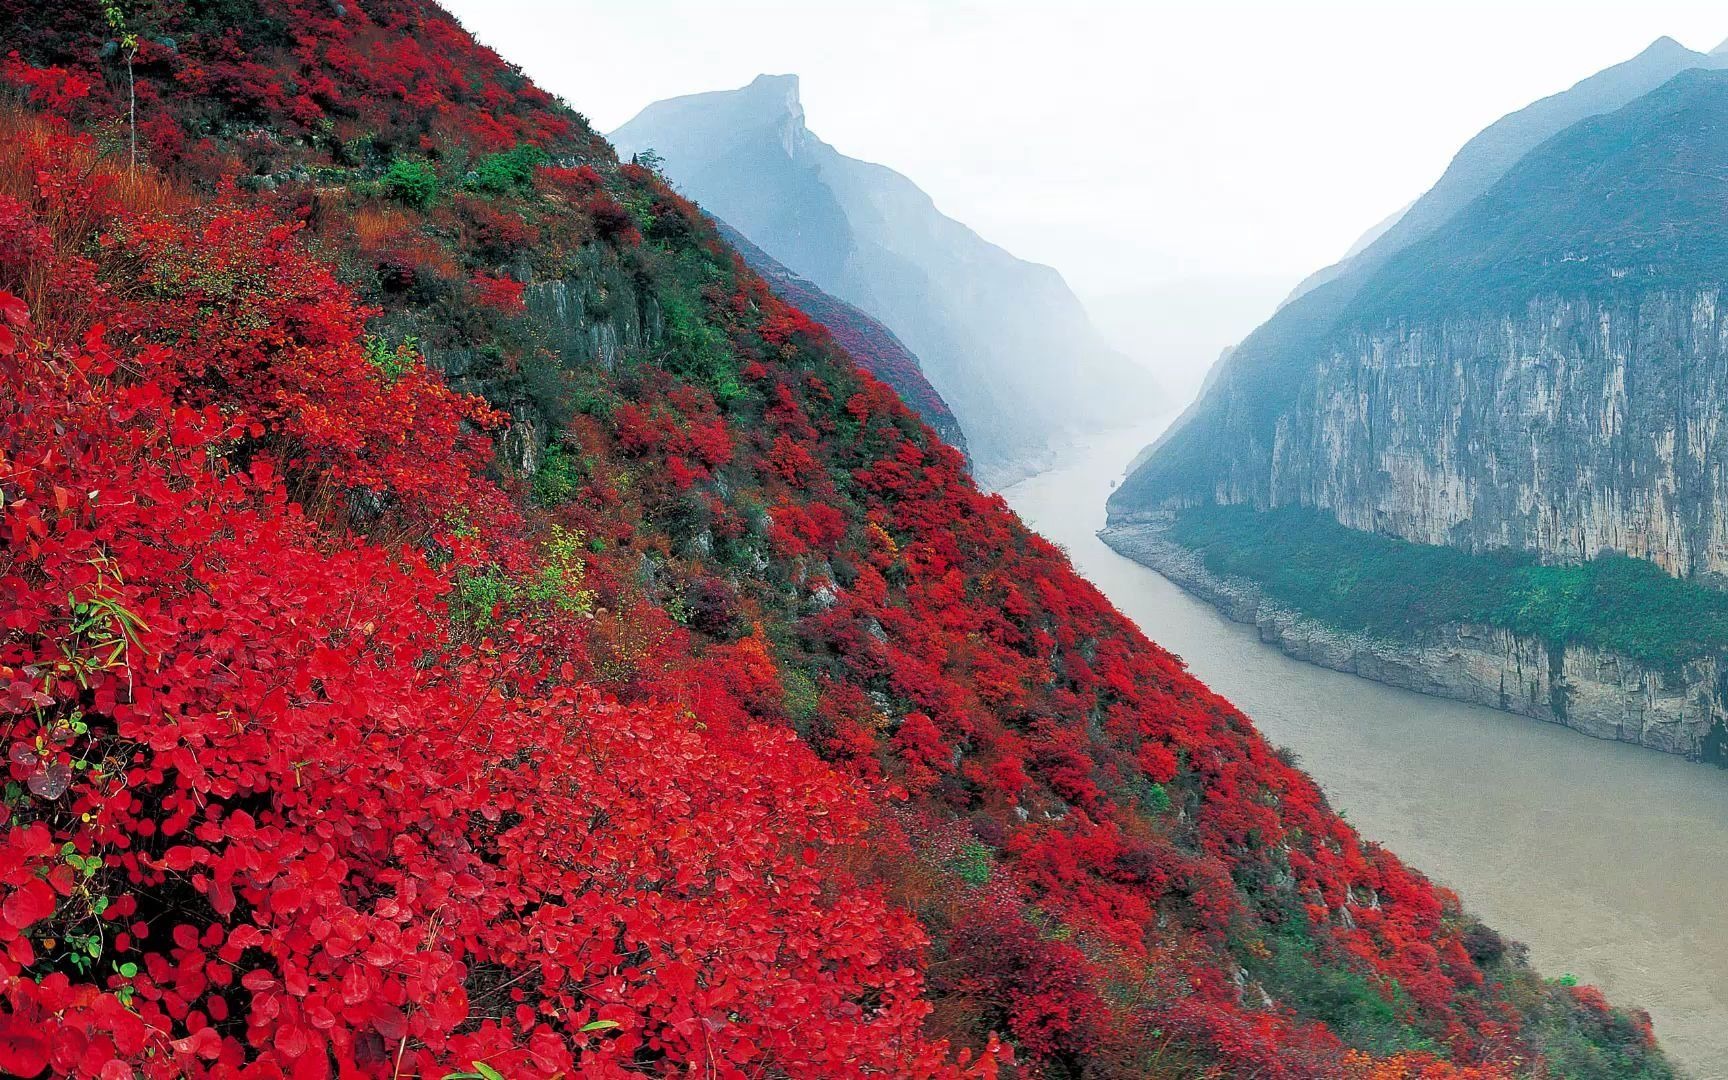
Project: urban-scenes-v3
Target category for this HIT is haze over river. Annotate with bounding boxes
[1001,423,1728,1078]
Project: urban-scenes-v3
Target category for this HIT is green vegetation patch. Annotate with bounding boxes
[1243,929,1435,1057]
[1168,503,1728,669]
[382,157,439,209]
[468,144,548,195]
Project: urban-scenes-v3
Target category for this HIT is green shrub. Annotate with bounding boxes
[660,290,741,401]
[1137,780,1172,815]
[948,840,993,887]
[1247,931,1432,1056]
[780,667,820,728]
[383,158,439,209]
[468,144,548,194]
[523,525,596,616]
[532,443,580,507]
[451,526,594,630]
[363,333,418,383]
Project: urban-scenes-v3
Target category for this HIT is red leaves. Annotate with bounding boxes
[0,9,1574,1076]
[0,1018,49,1078]
[1138,742,1180,784]
[0,114,998,1078]
[0,289,25,355]
[0,291,25,329]
[471,271,526,311]
[1,879,54,930]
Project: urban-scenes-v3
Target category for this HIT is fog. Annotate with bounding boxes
[442,0,1728,404]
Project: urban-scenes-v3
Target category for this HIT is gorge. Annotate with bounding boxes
[1013,425,1728,1076]
[1109,53,1728,763]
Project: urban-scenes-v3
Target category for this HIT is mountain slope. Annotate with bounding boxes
[612,75,1159,487]
[0,2,1666,1077]
[709,215,969,454]
[1107,67,1728,769]
[1276,36,1727,310]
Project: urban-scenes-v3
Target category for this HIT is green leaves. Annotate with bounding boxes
[467,144,549,195]
[441,1063,505,1080]
[383,158,439,210]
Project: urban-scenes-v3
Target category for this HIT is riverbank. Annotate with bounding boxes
[1099,516,1725,761]
[999,425,1728,1076]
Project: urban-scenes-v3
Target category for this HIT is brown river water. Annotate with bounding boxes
[999,423,1728,1078]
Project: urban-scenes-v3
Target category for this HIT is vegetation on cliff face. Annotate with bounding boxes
[1170,504,1728,669]
[0,1,1671,1076]
[1112,67,1728,517]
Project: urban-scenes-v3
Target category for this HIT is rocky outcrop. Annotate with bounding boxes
[384,255,665,479]
[1100,518,1725,758]
[1265,289,1728,577]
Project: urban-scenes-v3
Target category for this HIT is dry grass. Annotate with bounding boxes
[347,202,416,250]
[0,107,185,323]
[331,198,461,282]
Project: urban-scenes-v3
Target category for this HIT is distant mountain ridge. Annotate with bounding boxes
[612,74,1158,486]
[1116,40,1728,525]
[708,215,969,454]
[1272,37,1728,311]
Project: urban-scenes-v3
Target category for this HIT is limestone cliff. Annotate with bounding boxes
[1113,68,1728,575]
[1239,289,1728,576]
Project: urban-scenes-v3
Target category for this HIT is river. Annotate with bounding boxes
[1000,423,1728,1078]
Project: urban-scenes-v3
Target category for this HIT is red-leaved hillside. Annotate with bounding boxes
[0,1,1668,1077]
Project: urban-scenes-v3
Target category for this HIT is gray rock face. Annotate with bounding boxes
[398,254,663,479]
[1100,519,1721,758]
[1168,290,1728,577]
[522,277,661,373]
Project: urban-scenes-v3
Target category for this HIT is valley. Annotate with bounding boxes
[1007,424,1728,1077]
[0,2,1717,1075]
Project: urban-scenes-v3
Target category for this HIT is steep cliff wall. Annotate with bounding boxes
[1115,69,1728,577]
[1101,518,1725,759]
[1273,290,1728,576]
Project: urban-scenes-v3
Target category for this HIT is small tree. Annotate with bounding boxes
[100,0,138,168]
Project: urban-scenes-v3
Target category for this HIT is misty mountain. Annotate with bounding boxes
[1115,61,1728,530]
[1085,275,1289,412]
[1106,62,1728,762]
[706,216,969,455]
[612,74,1157,487]
[1273,36,1728,312]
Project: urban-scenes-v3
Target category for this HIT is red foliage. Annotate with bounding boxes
[0,137,1006,1077]
[0,2,1640,1076]
[471,270,526,311]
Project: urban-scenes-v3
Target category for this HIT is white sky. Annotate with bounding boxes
[443,1,1726,298]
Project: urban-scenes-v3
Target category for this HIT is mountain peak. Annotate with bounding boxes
[1635,35,1696,62]
[748,72,799,94]
[742,72,802,120]
[1712,35,1728,56]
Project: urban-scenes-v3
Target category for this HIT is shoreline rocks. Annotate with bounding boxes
[1099,518,1727,762]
